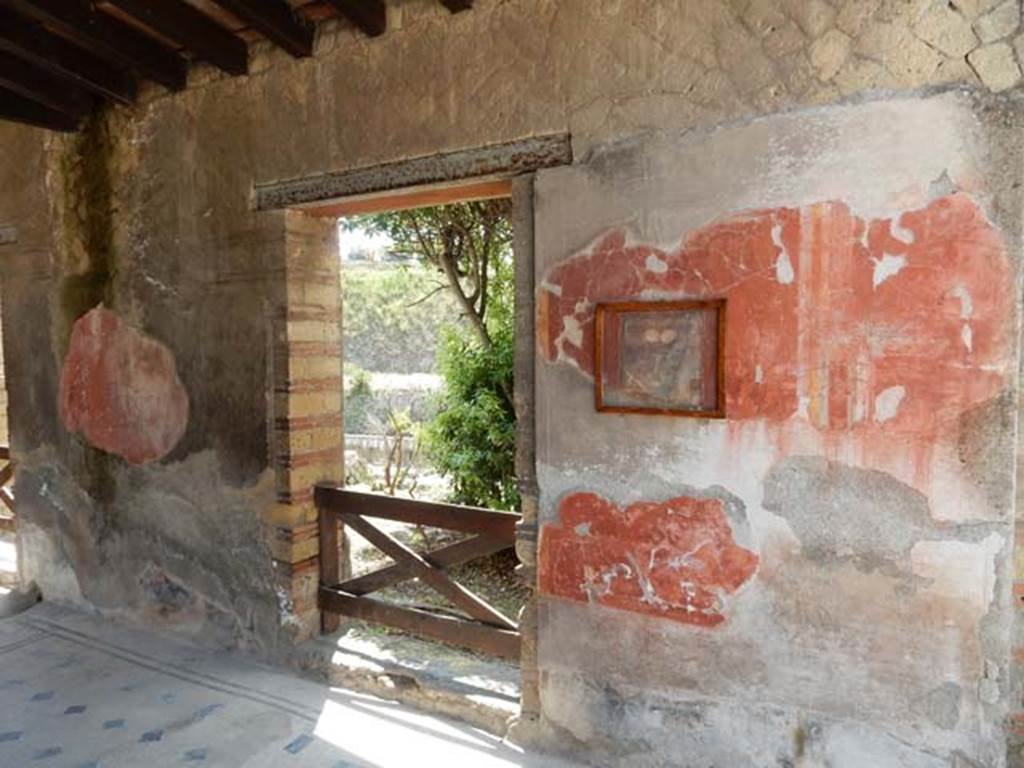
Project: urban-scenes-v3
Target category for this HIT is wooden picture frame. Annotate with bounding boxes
[594,299,726,418]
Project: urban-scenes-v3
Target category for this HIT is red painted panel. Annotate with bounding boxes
[59,306,189,465]
[537,192,1015,626]
[539,193,1013,440]
[539,492,759,627]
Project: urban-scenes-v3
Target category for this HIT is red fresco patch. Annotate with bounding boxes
[539,193,1013,441]
[539,492,758,627]
[59,306,189,465]
[538,193,1015,624]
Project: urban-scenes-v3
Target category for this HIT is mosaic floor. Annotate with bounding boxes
[0,602,572,767]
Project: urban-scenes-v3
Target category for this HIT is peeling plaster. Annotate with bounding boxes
[872,253,906,288]
[874,385,906,423]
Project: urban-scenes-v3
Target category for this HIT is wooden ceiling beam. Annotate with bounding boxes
[0,85,78,131]
[0,49,93,116]
[440,0,472,12]
[0,7,135,104]
[207,0,314,58]
[325,0,386,37]
[101,0,248,76]
[0,0,187,91]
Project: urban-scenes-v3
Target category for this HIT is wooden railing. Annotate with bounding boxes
[316,484,521,660]
[0,447,14,533]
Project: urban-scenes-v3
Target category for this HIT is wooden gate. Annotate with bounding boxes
[316,484,521,660]
[0,446,15,533]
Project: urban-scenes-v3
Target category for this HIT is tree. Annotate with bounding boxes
[351,199,513,349]
[348,200,518,510]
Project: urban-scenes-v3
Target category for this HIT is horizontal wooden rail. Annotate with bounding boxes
[314,485,519,538]
[320,590,521,661]
[316,484,521,659]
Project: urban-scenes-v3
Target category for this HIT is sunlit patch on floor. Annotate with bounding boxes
[0,535,16,575]
[314,688,541,767]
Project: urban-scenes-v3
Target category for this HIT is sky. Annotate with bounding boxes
[337,223,393,261]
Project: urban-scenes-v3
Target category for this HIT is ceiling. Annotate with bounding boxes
[0,0,473,132]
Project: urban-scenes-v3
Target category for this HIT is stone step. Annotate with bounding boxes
[295,621,521,737]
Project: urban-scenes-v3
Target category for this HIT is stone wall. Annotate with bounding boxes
[0,0,1024,763]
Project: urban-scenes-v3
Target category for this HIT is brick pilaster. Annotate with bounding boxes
[268,210,346,640]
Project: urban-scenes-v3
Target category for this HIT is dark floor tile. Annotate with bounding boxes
[284,734,314,754]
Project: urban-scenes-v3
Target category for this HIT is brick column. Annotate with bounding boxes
[267,210,346,640]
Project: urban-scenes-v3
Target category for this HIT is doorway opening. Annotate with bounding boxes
[0,302,16,590]
[337,192,526,637]
[308,177,533,731]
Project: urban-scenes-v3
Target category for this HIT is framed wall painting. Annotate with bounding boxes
[594,299,725,418]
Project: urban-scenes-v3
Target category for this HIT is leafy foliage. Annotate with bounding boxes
[343,266,458,374]
[343,363,375,434]
[422,321,518,511]
[347,200,513,348]
[347,200,518,510]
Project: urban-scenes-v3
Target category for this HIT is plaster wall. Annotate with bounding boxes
[533,90,1024,766]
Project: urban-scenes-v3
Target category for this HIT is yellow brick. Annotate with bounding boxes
[290,281,340,309]
[309,427,343,452]
[270,535,321,564]
[262,501,317,527]
[286,461,342,491]
[289,356,341,380]
[286,319,341,343]
[284,427,341,454]
[279,391,342,418]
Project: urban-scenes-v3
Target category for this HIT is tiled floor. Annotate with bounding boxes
[0,603,574,767]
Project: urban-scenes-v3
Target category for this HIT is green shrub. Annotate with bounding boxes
[422,321,518,511]
[343,363,375,434]
[346,201,519,511]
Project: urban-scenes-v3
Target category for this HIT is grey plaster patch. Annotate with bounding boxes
[956,392,1015,519]
[806,720,948,768]
[912,682,963,730]
[575,133,648,184]
[138,565,195,615]
[540,668,960,768]
[15,448,284,652]
[763,456,934,565]
[929,168,958,199]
